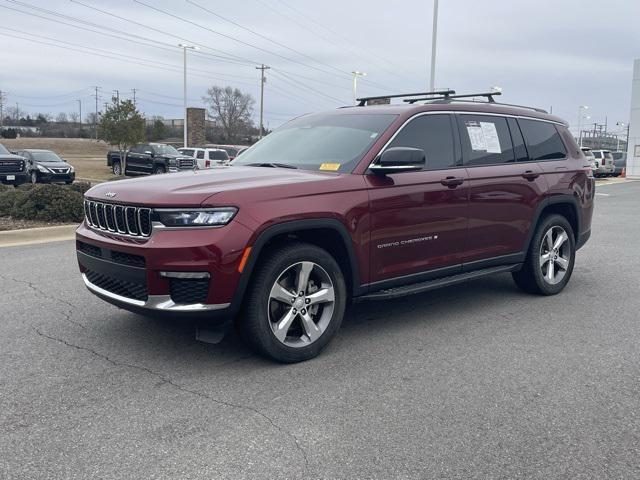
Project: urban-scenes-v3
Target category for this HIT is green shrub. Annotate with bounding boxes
[68,181,92,196]
[4,184,84,222]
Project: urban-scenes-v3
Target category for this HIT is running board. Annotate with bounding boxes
[357,264,521,301]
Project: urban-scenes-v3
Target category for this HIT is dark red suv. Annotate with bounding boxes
[76,91,595,362]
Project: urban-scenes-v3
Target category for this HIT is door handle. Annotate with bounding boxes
[440,176,464,188]
[522,170,540,181]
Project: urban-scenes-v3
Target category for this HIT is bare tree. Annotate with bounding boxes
[203,86,255,142]
[68,111,80,123]
[85,112,98,125]
[56,112,68,123]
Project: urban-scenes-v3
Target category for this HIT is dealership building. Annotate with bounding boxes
[627,59,640,178]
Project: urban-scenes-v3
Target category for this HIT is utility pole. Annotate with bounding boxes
[77,99,82,125]
[351,71,367,104]
[429,0,439,91]
[179,44,199,147]
[131,88,137,107]
[256,64,270,138]
[113,90,120,104]
[15,103,19,123]
[92,86,100,140]
[0,90,5,129]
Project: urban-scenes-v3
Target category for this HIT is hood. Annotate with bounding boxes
[0,153,25,162]
[85,166,341,207]
[38,161,71,169]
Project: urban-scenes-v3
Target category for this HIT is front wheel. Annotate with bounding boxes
[154,165,166,175]
[112,161,122,176]
[30,171,38,184]
[240,243,347,362]
[512,214,575,295]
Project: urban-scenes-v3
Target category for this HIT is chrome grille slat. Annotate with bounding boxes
[84,200,153,237]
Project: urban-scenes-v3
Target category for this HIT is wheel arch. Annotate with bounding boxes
[524,195,581,255]
[229,219,363,315]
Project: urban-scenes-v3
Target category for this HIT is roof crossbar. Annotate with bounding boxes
[404,91,502,104]
[356,90,455,106]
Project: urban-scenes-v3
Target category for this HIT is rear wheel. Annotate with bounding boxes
[240,243,346,362]
[112,161,122,176]
[512,214,575,295]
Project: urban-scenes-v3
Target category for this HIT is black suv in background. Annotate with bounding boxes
[13,149,76,184]
[0,143,28,186]
[107,143,195,176]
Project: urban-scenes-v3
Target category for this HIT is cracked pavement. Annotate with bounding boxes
[1,181,640,479]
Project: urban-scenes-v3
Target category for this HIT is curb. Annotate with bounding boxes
[0,224,78,248]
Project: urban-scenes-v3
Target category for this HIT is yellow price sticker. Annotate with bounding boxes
[319,163,341,171]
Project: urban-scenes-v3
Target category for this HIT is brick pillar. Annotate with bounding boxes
[186,108,206,147]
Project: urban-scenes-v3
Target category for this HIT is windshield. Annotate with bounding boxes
[233,113,397,172]
[0,144,9,155]
[152,145,180,155]
[32,151,63,162]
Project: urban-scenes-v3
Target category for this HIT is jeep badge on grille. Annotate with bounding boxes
[105,192,117,198]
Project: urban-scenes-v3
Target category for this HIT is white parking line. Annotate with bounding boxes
[596,193,610,197]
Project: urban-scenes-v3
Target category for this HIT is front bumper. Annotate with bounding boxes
[38,171,76,183]
[0,172,28,185]
[76,219,254,318]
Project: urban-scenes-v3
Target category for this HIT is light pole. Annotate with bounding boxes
[179,43,199,147]
[429,0,439,91]
[578,105,588,147]
[77,99,82,125]
[351,71,367,104]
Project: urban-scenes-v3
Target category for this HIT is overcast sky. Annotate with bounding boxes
[1,0,638,135]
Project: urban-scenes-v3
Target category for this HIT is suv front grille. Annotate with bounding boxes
[0,160,24,173]
[85,268,148,301]
[84,200,152,237]
[169,278,209,304]
[179,157,195,169]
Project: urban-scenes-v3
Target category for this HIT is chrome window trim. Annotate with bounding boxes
[368,110,566,171]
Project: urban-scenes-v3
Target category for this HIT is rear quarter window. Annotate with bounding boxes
[518,119,567,161]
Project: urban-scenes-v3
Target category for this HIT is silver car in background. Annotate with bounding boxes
[591,149,615,177]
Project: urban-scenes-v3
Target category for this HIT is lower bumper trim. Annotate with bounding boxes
[82,273,230,312]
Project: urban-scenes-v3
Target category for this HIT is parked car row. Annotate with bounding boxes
[107,142,250,177]
[580,147,625,177]
[0,143,75,186]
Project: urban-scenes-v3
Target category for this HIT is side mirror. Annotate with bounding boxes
[369,147,425,175]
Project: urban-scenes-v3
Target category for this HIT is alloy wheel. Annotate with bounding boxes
[539,226,571,285]
[31,171,37,184]
[267,261,335,348]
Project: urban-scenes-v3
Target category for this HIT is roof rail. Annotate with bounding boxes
[356,90,455,106]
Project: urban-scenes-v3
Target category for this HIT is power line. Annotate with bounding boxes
[185,0,349,77]
[133,0,355,81]
[270,70,347,104]
[68,0,257,65]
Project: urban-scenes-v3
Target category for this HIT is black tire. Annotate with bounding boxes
[112,161,122,176]
[65,180,73,185]
[154,165,166,175]
[239,242,347,363]
[512,214,576,295]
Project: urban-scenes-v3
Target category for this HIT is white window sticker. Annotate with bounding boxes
[465,120,502,154]
[465,121,487,151]
[480,122,501,153]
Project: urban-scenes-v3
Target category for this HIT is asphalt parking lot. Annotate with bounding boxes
[1,181,639,480]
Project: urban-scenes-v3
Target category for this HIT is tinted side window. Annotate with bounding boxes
[459,115,515,165]
[196,150,205,159]
[507,117,528,162]
[387,114,455,170]
[518,119,567,161]
[209,151,228,160]
[181,149,194,156]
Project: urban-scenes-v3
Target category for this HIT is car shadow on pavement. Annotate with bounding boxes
[92,273,532,367]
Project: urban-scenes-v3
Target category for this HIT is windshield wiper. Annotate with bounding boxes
[245,162,297,169]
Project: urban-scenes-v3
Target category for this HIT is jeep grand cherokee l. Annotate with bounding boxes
[76,91,594,362]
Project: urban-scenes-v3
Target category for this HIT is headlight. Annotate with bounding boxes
[69,166,75,173]
[168,158,177,166]
[156,208,237,227]
[37,164,50,173]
